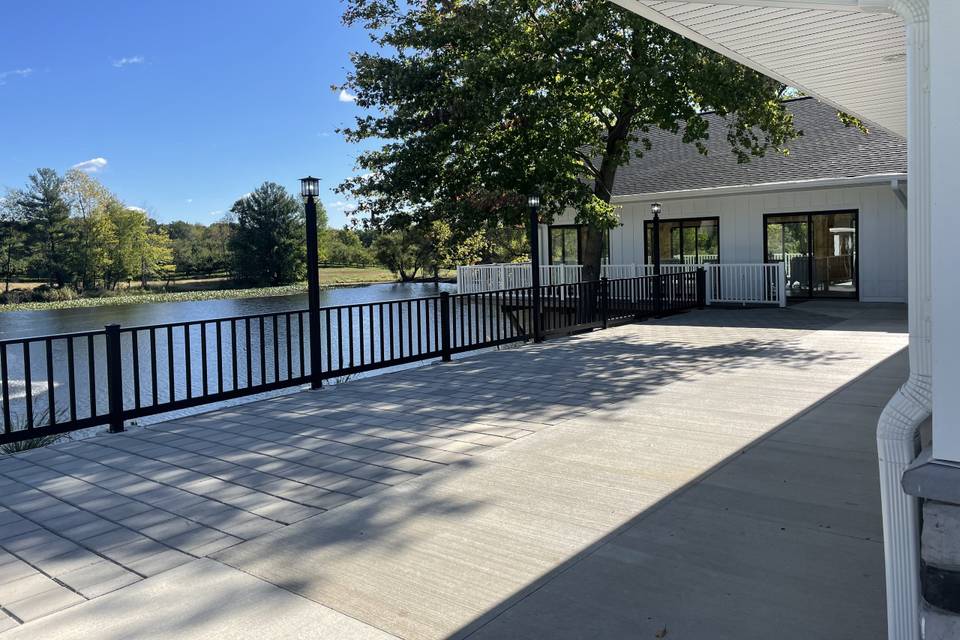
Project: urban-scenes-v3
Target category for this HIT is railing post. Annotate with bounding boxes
[305,194,323,390]
[696,267,706,310]
[653,274,663,317]
[440,292,452,362]
[104,323,124,433]
[778,262,787,307]
[600,277,609,329]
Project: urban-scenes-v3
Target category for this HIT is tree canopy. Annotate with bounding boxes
[229,182,311,286]
[339,0,800,278]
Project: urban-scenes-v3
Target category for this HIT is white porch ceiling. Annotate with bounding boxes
[610,0,907,137]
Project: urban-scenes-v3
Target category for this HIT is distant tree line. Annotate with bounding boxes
[0,168,174,297]
[1,170,530,301]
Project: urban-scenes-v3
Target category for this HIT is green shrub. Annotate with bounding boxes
[31,284,79,302]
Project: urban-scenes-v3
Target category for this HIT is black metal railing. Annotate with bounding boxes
[0,271,703,444]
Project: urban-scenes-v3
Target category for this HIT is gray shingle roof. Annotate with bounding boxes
[612,97,906,198]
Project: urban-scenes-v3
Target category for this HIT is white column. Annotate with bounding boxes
[860,2,931,639]
[929,0,960,463]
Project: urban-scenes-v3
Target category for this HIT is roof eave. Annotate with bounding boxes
[611,172,907,203]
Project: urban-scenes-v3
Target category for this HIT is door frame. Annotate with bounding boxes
[763,209,860,300]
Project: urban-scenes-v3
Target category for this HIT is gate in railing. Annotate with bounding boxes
[0,273,703,445]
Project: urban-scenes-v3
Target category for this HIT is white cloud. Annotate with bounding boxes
[0,68,33,85]
[186,198,193,204]
[327,200,357,213]
[71,157,108,173]
[127,206,146,213]
[338,89,356,103]
[112,56,144,68]
[208,210,224,217]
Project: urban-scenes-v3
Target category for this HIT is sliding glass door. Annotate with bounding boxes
[765,211,858,299]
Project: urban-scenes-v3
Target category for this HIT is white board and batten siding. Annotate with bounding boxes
[549,183,907,303]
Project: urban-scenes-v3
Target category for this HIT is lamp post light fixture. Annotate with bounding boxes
[300,176,323,390]
[650,202,662,276]
[528,190,543,343]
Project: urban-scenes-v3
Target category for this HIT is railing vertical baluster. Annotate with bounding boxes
[397,302,405,358]
[378,304,385,364]
[132,330,141,410]
[258,317,266,386]
[0,344,10,433]
[388,303,395,360]
[216,321,224,392]
[297,313,305,377]
[348,307,355,367]
[67,338,77,423]
[336,308,344,371]
[167,326,175,401]
[105,324,123,433]
[23,342,33,429]
[87,335,97,417]
[150,328,158,406]
[201,322,209,397]
[185,324,193,398]
[285,314,292,381]
[231,320,239,390]
[457,295,465,348]
[325,308,333,374]
[416,300,423,355]
[368,305,375,363]
[244,320,252,388]
[407,300,414,356]
[358,305,366,367]
[272,315,280,383]
[45,338,56,426]
[440,292,452,362]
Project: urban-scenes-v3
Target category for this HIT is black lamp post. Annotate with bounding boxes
[301,176,322,390]
[528,191,543,343]
[650,202,662,276]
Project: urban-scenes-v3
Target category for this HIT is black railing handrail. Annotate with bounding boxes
[0,272,703,444]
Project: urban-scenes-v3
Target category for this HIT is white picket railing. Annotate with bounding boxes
[458,261,786,307]
[456,263,582,294]
[705,263,786,307]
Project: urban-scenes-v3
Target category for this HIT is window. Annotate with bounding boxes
[550,226,579,265]
[549,226,610,265]
[644,217,720,265]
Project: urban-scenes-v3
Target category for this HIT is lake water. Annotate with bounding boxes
[0,282,455,340]
[0,281,487,437]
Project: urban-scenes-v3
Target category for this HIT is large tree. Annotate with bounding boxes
[0,197,27,293]
[12,168,73,286]
[229,182,311,286]
[339,0,799,279]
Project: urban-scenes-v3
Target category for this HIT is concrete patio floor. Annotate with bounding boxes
[0,301,906,638]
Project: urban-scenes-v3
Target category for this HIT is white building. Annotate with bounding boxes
[545,97,908,303]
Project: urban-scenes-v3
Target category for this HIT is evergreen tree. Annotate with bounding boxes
[229,182,307,286]
[13,168,72,286]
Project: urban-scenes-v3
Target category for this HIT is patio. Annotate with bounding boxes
[0,301,906,638]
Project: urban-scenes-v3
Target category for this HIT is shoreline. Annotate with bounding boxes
[0,277,456,313]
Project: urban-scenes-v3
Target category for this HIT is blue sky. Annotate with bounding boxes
[0,0,373,228]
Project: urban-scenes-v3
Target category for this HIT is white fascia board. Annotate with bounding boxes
[612,0,863,11]
[610,172,907,203]
[607,0,890,133]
